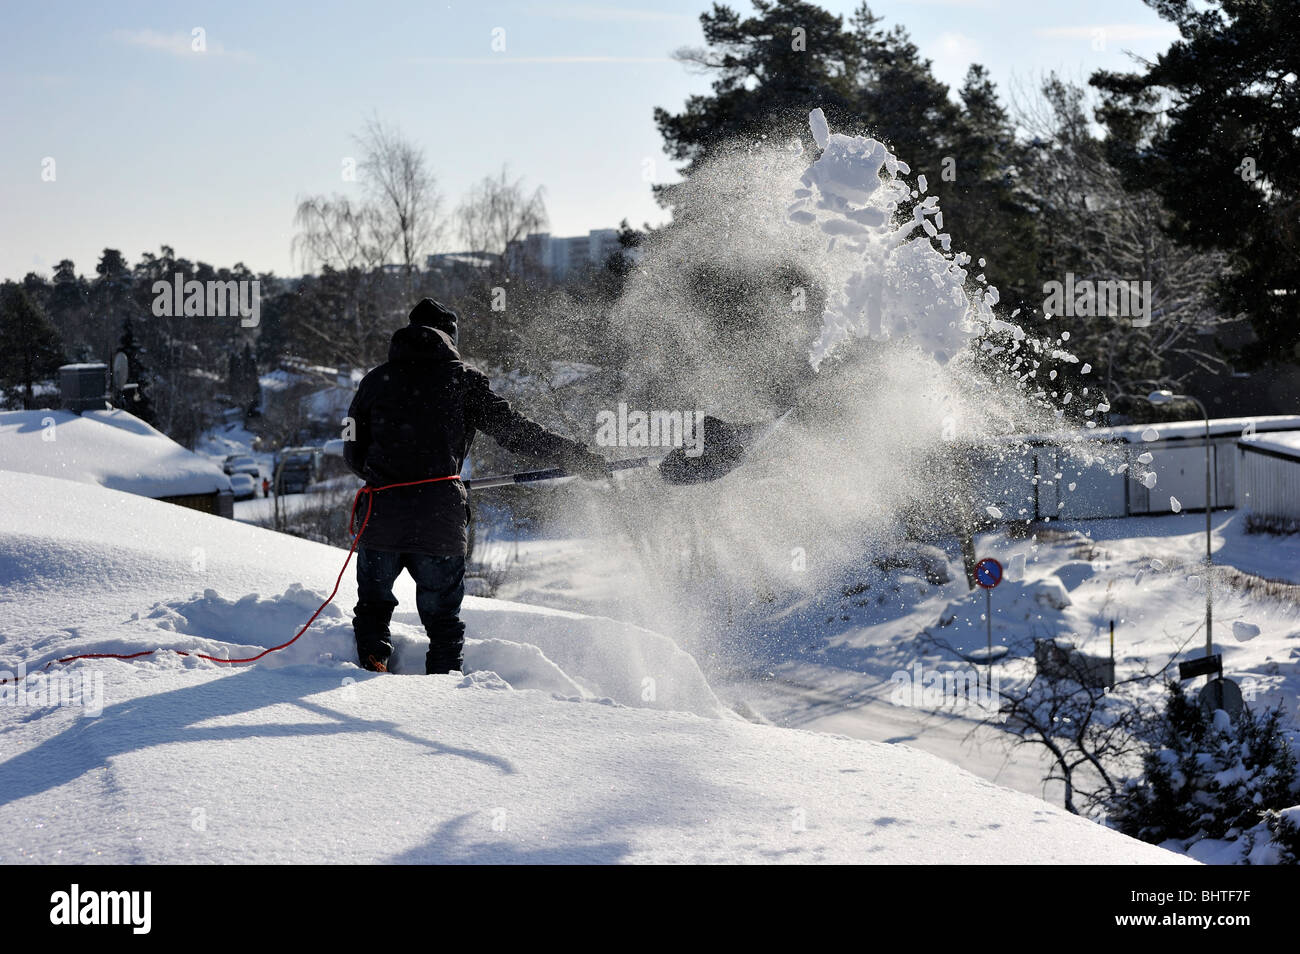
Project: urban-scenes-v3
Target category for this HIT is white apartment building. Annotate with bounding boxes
[505,229,625,280]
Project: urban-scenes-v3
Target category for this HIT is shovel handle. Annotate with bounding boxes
[465,456,650,490]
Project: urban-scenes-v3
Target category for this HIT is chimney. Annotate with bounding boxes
[59,363,110,414]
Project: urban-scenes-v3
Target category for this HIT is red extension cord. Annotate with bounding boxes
[1,476,461,683]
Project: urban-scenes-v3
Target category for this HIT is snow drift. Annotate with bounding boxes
[0,470,1189,863]
[0,469,723,718]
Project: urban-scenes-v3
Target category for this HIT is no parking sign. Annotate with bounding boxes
[975,557,1002,662]
[975,558,1003,589]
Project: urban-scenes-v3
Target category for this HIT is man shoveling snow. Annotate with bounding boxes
[343,298,611,675]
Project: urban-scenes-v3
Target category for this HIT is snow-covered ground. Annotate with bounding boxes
[0,470,1188,863]
[487,504,1300,848]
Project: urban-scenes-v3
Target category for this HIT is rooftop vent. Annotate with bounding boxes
[59,363,109,414]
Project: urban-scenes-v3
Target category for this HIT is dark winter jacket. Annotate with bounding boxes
[344,323,586,556]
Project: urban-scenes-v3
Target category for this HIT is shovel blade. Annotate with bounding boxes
[657,415,754,485]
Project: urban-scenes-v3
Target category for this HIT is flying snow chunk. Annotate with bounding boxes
[1170,496,1182,513]
[803,126,890,205]
[797,108,984,369]
[986,505,1004,519]
[1141,427,1160,442]
[1232,620,1261,642]
[822,218,868,237]
[809,107,830,149]
[1141,472,1158,489]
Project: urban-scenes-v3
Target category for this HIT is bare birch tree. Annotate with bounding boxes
[290,117,443,367]
[292,196,393,274]
[455,166,548,279]
[356,116,444,290]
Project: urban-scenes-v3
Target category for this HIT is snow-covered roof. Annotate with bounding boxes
[303,385,353,421]
[1024,415,1300,446]
[0,409,231,498]
[427,251,499,269]
[1241,430,1300,461]
[258,369,308,393]
[262,364,362,404]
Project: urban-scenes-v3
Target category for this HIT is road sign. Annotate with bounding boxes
[974,557,1003,664]
[974,557,1003,589]
[1179,653,1223,681]
[1199,677,1244,721]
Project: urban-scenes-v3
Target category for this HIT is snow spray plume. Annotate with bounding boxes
[548,109,1127,670]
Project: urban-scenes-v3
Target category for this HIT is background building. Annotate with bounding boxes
[505,229,624,281]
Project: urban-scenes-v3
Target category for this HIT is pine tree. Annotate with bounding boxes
[115,316,154,424]
[1091,0,1300,367]
[91,249,133,366]
[227,341,260,411]
[1108,682,1300,849]
[844,5,963,186]
[46,260,91,360]
[0,282,65,410]
[941,64,1040,316]
[653,0,857,174]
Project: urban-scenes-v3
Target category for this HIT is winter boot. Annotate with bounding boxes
[353,601,396,673]
[425,640,464,676]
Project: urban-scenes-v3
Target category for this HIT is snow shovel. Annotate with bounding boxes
[465,410,792,490]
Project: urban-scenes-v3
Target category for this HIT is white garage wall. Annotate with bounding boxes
[1238,446,1300,522]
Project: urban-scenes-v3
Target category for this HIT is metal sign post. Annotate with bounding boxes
[974,557,1003,663]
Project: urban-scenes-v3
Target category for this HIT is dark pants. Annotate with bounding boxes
[353,548,467,674]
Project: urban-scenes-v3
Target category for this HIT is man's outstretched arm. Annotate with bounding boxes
[463,367,609,479]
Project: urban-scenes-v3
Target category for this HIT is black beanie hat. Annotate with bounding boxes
[409,298,457,338]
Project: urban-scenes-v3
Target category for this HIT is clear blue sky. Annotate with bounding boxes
[0,0,1179,281]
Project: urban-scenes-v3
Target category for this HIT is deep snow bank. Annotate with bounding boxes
[0,470,1191,863]
[0,660,1191,864]
[0,470,722,718]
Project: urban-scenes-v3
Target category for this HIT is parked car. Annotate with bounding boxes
[275,447,320,495]
[228,473,257,501]
[222,454,259,477]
